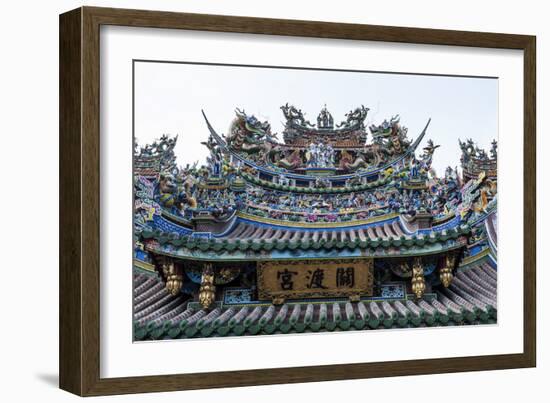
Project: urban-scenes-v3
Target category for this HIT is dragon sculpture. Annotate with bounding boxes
[338,150,368,171]
[225,109,278,157]
[369,115,411,155]
[276,149,303,170]
[336,105,369,130]
[280,103,314,128]
[457,171,497,219]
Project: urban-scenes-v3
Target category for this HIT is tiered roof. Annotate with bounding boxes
[134,105,498,263]
[132,104,499,340]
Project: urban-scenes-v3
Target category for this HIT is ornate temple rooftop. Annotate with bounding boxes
[132,104,498,339]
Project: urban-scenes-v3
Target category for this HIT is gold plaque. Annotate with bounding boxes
[257,259,374,300]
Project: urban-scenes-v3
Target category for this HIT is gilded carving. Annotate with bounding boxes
[411,257,426,299]
[439,254,455,288]
[160,258,183,296]
[199,263,216,310]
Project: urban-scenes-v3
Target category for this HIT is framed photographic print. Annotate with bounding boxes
[59,6,536,396]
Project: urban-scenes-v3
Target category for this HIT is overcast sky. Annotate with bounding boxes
[134,61,497,176]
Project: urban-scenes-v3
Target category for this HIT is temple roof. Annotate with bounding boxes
[202,109,431,182]
[140,213,470,261]
[134,107,498,264]
[133,259,497,340]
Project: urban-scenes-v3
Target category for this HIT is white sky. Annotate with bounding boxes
[134,61,497,176]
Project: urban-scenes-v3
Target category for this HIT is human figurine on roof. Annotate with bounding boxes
[409,157,419,178]
[201,135,223,177]
[318,143,326,167]
[325,143,335,167]
[317,106,334,129]
[307,142,318,167]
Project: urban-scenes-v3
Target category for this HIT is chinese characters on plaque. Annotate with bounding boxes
[257,259,374,301]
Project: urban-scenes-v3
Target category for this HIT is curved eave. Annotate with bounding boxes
[133,258,496,340]
[141,226,469,262]
[202,110,431,181]
[143,238,468,261]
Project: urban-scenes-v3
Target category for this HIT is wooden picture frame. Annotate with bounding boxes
[59,6,536,396]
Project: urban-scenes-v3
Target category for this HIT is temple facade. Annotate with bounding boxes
[133,105,498,340]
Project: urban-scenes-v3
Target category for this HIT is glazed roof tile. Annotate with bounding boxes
[133,261,498,340]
